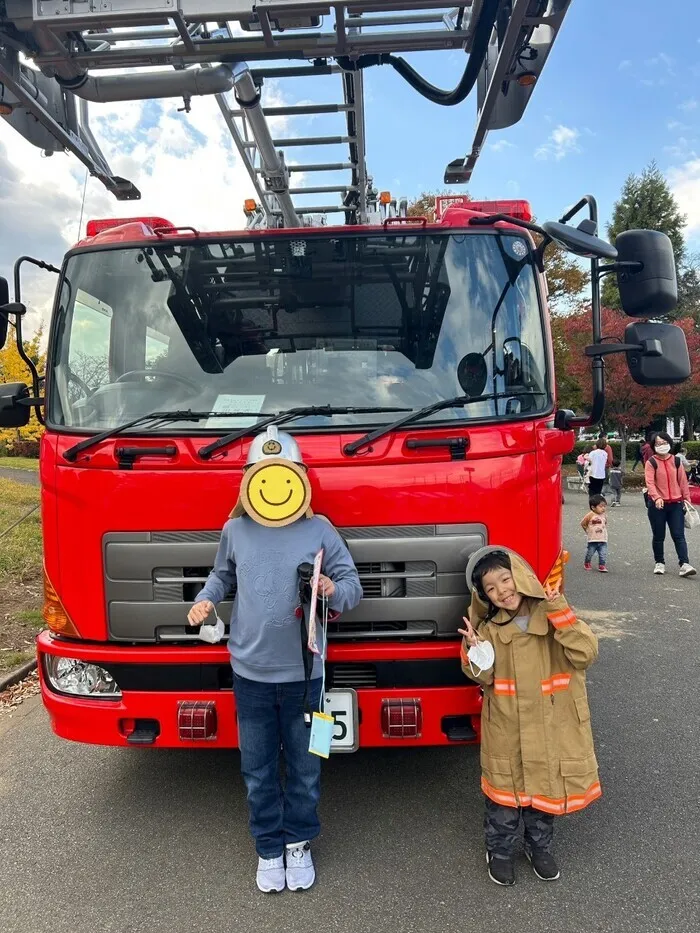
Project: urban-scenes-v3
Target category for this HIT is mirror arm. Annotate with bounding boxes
[596,260,644,280]
[555,208,605,432]
[11,256,60,428]
[468,214,546,236]
[559,195,598,228]
[584,340,659,358]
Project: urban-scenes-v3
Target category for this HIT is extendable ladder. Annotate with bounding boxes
[0,1,573,226]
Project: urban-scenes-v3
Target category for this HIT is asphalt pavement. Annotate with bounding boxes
[1,492,698,933]
[0,467,39,486]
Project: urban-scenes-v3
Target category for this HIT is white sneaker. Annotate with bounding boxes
[256,855,285,893]
[679,563,697,577]
[285,841,315,891]
[653,563,665,575]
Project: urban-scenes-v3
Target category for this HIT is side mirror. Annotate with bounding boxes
[0,382,31,427]
[0,277,9,349]
[541,220,618,260]
[625,321,690,386]
[615,229,677,317]
[457,352,488,397]
[502,337,523,385]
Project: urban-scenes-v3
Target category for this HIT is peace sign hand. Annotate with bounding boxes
[458,615,480,648]
[543,583,561,602]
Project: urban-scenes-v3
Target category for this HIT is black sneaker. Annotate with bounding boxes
[525,848,560,881]
[486,852,515,886]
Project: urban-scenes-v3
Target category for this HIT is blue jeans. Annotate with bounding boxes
[233,672,322,858]
[647,501,689,566]
[585,541,608,567]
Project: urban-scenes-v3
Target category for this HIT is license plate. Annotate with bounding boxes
[325,688,359,753]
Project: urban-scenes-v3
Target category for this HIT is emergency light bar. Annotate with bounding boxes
[85,217,175,237]
[435,197,533,223]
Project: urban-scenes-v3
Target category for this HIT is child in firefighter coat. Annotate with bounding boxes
[459,546,600,886]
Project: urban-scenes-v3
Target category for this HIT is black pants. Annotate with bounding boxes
[647,501,689,566]
[484,798,555,858]
[588,477,605,496]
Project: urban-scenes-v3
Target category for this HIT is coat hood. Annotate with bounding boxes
[465,546,546,627]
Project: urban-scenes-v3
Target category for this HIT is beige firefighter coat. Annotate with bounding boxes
[461,547,601,815]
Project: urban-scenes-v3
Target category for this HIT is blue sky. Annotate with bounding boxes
[354,0,700,245]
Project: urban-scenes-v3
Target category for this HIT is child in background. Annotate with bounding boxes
[608,460,623,506]
[581,494,608,572]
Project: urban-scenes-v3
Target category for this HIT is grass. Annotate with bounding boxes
[0,456,39,472]
[0,478,43,581]
[0,649,35,674]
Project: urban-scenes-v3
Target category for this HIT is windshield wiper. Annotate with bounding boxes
[198,405,411,460]
[343,392,546,456]
[62,409,240,462]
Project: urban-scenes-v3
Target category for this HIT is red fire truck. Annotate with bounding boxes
[0,1,691,750]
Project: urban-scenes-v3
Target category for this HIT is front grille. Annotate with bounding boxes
[328,663,377,689]
[355,561,407,599]
[98,659,464,691]
[328,618,407,636]
[105,522,485,643]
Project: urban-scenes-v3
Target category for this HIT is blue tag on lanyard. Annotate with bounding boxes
[308,711,334,758]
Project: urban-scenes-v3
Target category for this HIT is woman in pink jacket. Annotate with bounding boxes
[644,431,696,577]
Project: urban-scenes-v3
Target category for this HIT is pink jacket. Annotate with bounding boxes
[645,456,690,504]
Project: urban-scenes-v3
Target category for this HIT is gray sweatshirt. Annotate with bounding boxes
[194,515,362,682]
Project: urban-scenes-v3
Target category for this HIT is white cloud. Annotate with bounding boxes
[618,60,632,71]
[663,137,697,161]
[645,52,675,74]
[668,158,700,233]
[488,139,515,153]
[534,124,581,161]
[0,84,303,335]
[679,98,699,112]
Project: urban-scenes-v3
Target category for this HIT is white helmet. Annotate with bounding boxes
[245,425,304,467]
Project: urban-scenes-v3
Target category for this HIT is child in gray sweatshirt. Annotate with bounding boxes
[188,427,361,894]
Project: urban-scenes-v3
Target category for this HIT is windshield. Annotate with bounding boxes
[48,231,550,433]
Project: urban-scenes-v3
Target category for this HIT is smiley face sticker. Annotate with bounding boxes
[237,457,312,527]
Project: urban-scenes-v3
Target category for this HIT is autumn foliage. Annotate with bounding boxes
[552,305,700,443]
[0,328,45,455]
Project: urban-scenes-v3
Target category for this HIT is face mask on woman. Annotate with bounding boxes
[656,444,671,456]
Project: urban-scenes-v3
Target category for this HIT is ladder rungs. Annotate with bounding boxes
[273,136,354,147]
[229,103,350,117]
[250,65,340,79]
[288,186,356,194]
[270,206,348,215]
[286,163,353,172]
[344,13,447,27]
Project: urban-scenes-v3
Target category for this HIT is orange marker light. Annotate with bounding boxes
[379,191,392,205]
[244,199,257,212]
[517,72,537,87]
[43,567,81,637]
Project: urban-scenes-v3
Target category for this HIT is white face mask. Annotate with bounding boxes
[198,611,225,644]
[655,444,671,456]
[468,639,495,676]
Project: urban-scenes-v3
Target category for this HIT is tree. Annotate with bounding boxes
[543,245,589,311]
[554,306,676,470]
[0,326,46,454]
[603,161,687,310]
[407,190,467,222]
[666,317,700,439]
[676,252,700,325]
[550,313,584,412]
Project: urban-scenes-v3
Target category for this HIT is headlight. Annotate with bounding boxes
[44,656,121,698]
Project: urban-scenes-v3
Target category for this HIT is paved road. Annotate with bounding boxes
[0,467,39,486]
[1,494,698,933]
